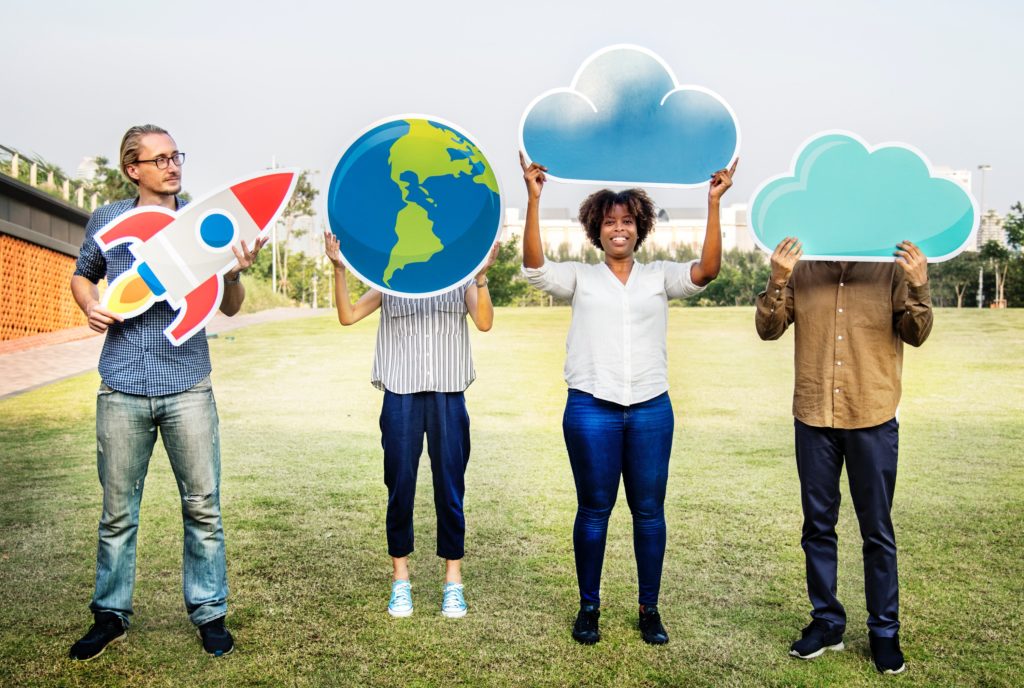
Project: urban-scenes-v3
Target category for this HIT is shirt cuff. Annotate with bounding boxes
[908,281,931,303]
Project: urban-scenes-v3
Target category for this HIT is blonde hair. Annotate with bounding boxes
[119,124,170,185]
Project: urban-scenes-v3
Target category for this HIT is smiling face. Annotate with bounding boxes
[124,133,183,197]
[599,203,638,259]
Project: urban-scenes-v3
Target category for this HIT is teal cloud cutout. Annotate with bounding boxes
[749,132,978,262]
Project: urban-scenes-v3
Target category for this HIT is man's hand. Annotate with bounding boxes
[895,240,928,287]
[86,302,123,334]
[226,236,268,281]
[770,237,803,285]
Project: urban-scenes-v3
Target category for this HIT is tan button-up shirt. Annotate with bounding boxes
[755,262,933,429]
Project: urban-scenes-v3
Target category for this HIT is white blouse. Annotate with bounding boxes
[523,259,705,406]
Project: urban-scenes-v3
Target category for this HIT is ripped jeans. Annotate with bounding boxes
[90,376,227,627]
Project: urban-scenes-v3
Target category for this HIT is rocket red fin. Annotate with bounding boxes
[230,171,297,230]
[95,208,176,250]
[165,274,223,346]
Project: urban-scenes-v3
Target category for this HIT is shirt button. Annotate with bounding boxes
[775,289,780,294]
[836,361,842,366]
[840,282,845,287]
[834,388,841,394]
[838,308,844,313]
[837,335,844,340]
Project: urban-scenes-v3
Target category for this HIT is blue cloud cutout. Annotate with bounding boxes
[749,132,978,262]
[519,45,739,187]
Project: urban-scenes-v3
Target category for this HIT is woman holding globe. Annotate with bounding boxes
[519,151,736,645]
[324,230,497,619]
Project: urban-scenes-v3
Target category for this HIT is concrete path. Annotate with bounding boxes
[0,308,328,400]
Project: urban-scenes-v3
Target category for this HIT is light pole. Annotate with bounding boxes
[976,165,992,308]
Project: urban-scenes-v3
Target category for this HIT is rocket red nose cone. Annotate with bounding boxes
[230,172,296,229]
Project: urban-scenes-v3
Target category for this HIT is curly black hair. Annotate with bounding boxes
[577,189,657,251]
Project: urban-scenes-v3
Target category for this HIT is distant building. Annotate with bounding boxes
[977,209,1007,249]
[501,203,754,255]
[76,156,99,182]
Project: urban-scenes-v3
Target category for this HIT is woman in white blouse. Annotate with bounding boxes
[520,152,737,645]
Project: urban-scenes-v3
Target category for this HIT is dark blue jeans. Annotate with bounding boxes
[795,417,900,636]
[380,390,470,560]
[563,389,674,607]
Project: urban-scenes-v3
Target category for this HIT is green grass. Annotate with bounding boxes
[1,307,1021,687]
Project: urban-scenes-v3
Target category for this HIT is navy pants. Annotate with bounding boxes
[563,389,674,607]
[795,417,900,636]
[380,391,470,560]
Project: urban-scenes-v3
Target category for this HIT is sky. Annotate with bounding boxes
[3,0,1020,219]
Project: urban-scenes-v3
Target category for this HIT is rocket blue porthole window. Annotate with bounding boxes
[199,213,235,249]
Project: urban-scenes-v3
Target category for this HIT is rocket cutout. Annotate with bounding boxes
[96,170,298,345]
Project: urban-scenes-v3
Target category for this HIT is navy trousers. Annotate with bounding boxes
[380,390,470,560]
[563,389,674,607]
[795,417,900,636]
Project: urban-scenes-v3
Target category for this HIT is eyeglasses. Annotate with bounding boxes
[134,152,186,169]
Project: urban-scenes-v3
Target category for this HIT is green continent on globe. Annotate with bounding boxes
[382,119,500,285]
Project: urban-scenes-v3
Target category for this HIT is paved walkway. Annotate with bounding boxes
[0,308,328,400]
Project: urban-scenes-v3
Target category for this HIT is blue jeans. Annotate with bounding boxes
[90,377,228,627]
[562,389,674,607]
[380,390,471,560]
[795,417,900,636]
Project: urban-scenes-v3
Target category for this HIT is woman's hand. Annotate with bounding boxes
[324,230,345,270]
[708,158,739,204]
[476,242,499,280]
[519,151,547,201]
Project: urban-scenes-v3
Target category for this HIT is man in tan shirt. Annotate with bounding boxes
[755,237,933,675]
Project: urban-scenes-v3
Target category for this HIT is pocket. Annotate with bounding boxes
[388,300,420,338]
[97,381,115,396]
[436,300,466,336]
[187,376,213,393]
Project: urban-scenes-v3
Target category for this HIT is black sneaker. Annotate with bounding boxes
[69,611,126,661]
[572,604,600,645]
[869,631,906,675]
[197,617,234,657]
[789,619,845,659]
[638,605,669,645]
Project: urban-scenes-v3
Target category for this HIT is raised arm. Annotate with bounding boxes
[691,158,737,287]
[466,243,497,332]
[520,151,547,269]
[755,237,801,340]
[324,230,381,325]
[892,240,933,346]
[219,236,268,316]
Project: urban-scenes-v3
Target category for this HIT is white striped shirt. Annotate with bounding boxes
[371,284,476,394]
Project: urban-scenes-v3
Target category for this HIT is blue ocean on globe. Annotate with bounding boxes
[327,117,502,296]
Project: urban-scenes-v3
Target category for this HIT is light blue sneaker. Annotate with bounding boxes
[441,582,467,618]
[388,579,413,618]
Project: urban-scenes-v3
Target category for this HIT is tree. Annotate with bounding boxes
[1004,202,1024,251]
[929,251,982,308]
[485,239,529,306]
[275,170,318,294]
[980,240,1011,307]
[88,156,137,204]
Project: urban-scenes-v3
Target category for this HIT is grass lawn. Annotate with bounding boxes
[1,307,1021,687]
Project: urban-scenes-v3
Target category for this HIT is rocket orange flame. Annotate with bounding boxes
[105,270,157,316]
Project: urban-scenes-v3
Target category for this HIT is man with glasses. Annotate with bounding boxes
[69,124,265,660]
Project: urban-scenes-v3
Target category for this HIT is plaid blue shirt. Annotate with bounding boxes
[75,197,212,397]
